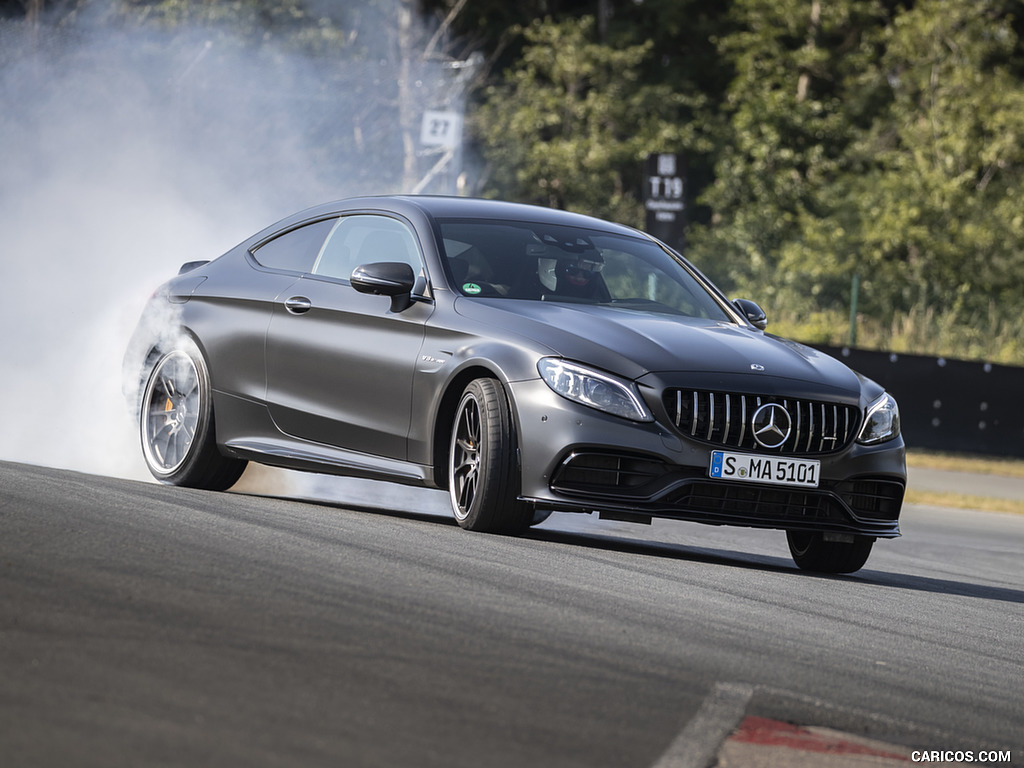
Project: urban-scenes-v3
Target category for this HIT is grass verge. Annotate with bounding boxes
[906,450,1024,478]
[903,489,1024,515]
[905,450,1024,515]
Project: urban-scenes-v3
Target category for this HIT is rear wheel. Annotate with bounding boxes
[140,339,246,490]
[787,531,874,574]
[448,378,532,535]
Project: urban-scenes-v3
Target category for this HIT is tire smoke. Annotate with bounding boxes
[0,3,459,515]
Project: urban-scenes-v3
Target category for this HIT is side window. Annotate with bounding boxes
[312,215,423,281]
[251,218,337,273]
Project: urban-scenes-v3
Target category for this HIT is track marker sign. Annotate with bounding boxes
[644,153,687,251]
[421,110,461,148]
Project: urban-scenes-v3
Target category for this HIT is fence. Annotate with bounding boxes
[813,345,1024,458]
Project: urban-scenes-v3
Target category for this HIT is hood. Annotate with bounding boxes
[455,298,865,399]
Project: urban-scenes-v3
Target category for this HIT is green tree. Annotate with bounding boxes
[848,0,1024,322]
[691,0,1024,351]
[687,0,894,298]
[475,15,697,225]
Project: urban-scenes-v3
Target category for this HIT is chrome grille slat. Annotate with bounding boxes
[805,405,815,452]
[790,399,798,454]
[665,388,859,456]
[706,392,715,441]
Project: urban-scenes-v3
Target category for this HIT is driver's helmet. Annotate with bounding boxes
[537,249,604,292]
[558,252,604,287]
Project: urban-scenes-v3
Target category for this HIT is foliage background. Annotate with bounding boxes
[4,0,1024,364]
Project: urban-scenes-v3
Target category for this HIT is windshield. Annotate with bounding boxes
[437,219,732,321]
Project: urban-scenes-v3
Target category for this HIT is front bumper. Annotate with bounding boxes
[509,378,906,537]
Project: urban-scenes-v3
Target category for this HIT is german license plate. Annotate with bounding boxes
[709,450,820,488]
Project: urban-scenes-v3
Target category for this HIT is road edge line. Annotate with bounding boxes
[649,681,754,768]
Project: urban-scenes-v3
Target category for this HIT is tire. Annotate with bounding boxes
[787,531,874,574]
[448,378,533,535]
[139,339,247,490]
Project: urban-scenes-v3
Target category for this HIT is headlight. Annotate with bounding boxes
[858,392,901,445]
[537,358,653,422]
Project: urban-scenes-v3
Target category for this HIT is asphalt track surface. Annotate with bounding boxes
[2,460,1022,767]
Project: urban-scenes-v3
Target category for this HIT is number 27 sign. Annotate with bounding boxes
[420,110,462,149]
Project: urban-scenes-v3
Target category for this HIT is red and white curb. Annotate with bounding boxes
[651,682,921,768]
[716,715,911,766]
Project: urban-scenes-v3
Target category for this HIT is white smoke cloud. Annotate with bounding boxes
[0,4,459,514]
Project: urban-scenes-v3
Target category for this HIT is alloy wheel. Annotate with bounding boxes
[450,393,482,520]
[142,351,201,475]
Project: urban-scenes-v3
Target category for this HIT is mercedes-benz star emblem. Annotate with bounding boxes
[751,403,792,449]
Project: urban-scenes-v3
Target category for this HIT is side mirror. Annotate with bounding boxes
[351,262,417,312]
[732,298,767,330]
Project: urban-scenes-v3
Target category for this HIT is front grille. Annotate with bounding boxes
[664,389,860,456]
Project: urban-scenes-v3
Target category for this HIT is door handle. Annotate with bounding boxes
[284,296,312,314]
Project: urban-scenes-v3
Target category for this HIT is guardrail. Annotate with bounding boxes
[812,345,1024,458]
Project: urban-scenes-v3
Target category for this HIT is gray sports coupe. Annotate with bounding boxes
[124,196,905,573]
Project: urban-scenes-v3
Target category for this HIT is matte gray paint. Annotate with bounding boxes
[125,195,906,537]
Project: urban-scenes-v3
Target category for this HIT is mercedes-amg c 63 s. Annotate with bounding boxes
[124,196,905,573]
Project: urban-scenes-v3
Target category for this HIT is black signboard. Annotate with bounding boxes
[643,153,687,252]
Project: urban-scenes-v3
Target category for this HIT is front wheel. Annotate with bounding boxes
[448,379,532,535]
[139,339,246,490]
[786,531,874,574]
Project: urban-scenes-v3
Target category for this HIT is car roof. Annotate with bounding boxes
[284,195,647,238]
[237,196,658,260]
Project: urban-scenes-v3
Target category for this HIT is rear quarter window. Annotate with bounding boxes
[251,218,337,273]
